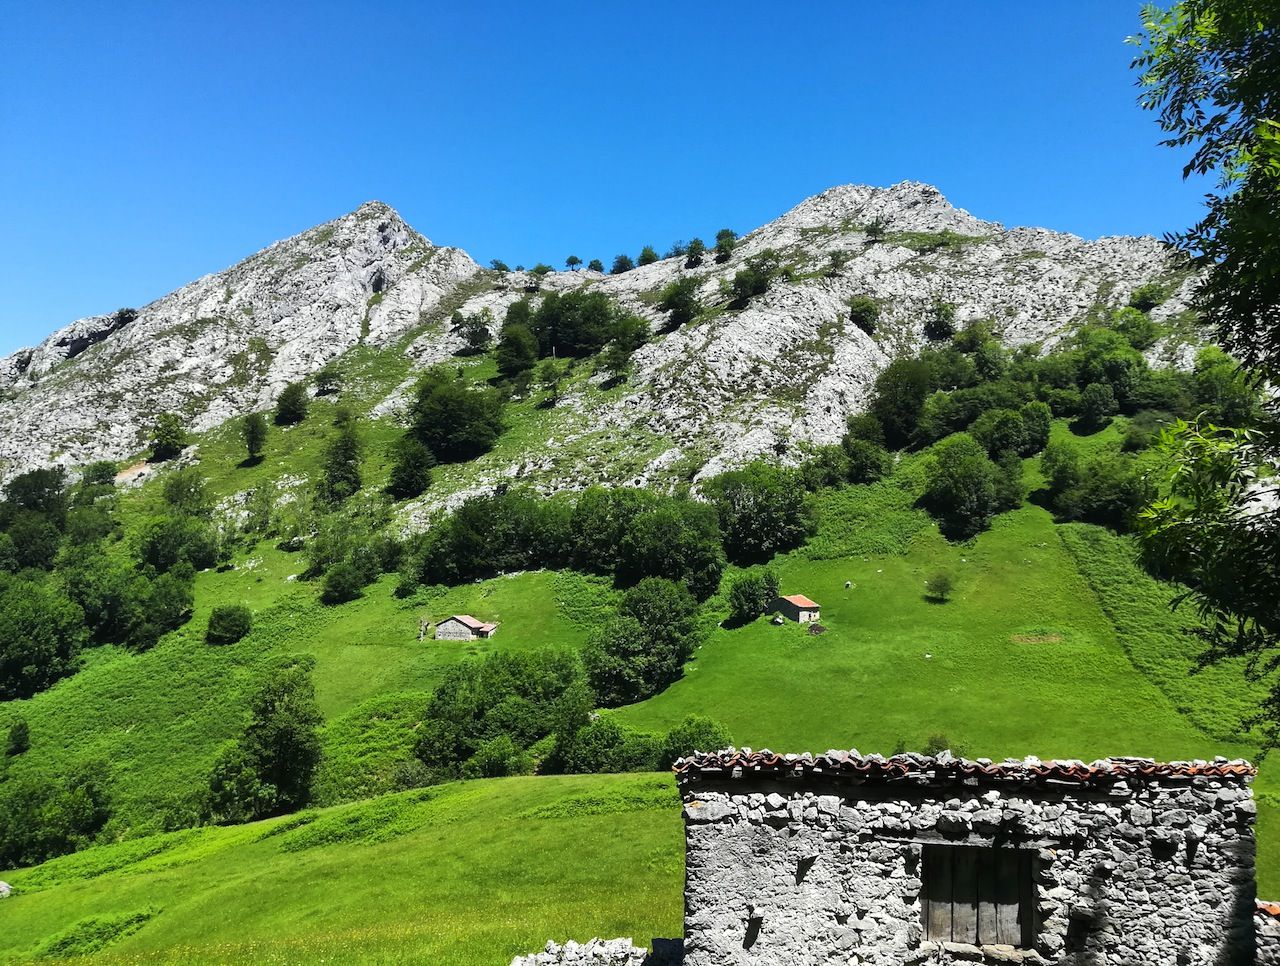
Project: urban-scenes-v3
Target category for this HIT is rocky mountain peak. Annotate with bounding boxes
[0,183,1198,496]
[0,200,478,479]
[758,181,998,242]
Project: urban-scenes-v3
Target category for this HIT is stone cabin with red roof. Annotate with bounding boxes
[775,594,820,623]
[676,749,1277,965]
[434,614,498,641]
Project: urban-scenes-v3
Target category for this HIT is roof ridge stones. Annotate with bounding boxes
[673,747,1256,788]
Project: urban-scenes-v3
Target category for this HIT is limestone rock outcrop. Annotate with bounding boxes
[0,183,1198,494]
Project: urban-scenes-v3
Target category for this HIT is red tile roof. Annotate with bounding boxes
[674,749,1255,788]
[448,615,491,631]
[781,594,820,608]
[1258,901,1280,919]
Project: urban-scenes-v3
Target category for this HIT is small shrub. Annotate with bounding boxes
[925,572,953,602]
[660,715,733,768]
[1128,282,1165,312]
[386,436,436,500]
[205,604,252,646]
[922,733,968,757]
[610,254,635,274]
[6,718,29,756]
[274,382,310,425]
[637,245,659,266]
[314,364,343,396]
[321,562,365,605]
[848,295,880,335]
[242,412,268,461]
[924,301,957,341]
[714,228,736,263]
[149,413,187,461]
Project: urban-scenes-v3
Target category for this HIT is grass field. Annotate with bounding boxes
[4,403,1279,961]
[0,774,683,965]
[616,497,1257,770]
[0,553,615,830]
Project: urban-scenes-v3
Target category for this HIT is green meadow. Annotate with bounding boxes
[0,774,683,965]
[1,377,1275,963]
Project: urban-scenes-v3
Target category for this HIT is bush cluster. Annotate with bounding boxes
[409,648,732,783]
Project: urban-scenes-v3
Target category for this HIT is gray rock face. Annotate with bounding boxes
[0,182,1197,492]
[0,201,477,479]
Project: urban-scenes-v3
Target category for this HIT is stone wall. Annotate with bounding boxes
[1256,905,1280,965]
[678,751,1258,966]
[511,938,682,965]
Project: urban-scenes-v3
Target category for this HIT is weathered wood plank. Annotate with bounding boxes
[923,845,953,941]
[977,848,999,943]
[994,849,1022,945]
[1018,850,1037,948]
[952,847,979,944]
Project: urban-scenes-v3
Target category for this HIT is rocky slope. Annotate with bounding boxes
[0,183,1196,489]
[0,202,477,477]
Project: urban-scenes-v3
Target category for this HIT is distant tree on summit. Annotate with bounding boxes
[587,258,604,272]
[714,229,736,263]
[685,238,706,267]
[637,245,659,266]
[610,254,635,275]
[565,255,582,271]
[489,258,510,272]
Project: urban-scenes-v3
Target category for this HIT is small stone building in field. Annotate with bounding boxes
[774,594,820,623]
[676,748,1268,965]
[434,614,498,641]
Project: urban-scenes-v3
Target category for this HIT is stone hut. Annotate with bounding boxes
[775,595,821,624]
[434,615,498,641]
[675,748,1265,965]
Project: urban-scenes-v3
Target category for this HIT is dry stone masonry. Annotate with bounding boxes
[510,938,683,966]
[675,749,1268,965]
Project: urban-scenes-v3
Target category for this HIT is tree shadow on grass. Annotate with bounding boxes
[237,455,265,470]
[1067,416,1113,437]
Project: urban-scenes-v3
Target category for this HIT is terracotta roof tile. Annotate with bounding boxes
[1258,901,1280,919]
[781,594,820,608]
[674,748,1255,788]
[448,615,487,630]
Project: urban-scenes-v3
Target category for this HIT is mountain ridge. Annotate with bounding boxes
[0,183,1198,490]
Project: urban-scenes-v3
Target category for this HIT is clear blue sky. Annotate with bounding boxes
[0,2,1197,356]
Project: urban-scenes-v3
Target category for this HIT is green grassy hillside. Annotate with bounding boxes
[0,774,683,965]
[1,323,1274,963]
